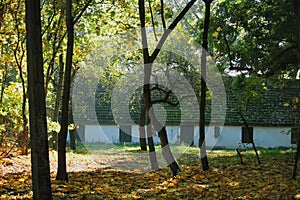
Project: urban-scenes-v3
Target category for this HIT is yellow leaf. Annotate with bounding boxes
[217,27,222,32]
[161,193,167,197]
[212,31,219,37]
[284,103,289,107]
[94,187,102,191]
[293,97,299,104]
[18,178,26,182]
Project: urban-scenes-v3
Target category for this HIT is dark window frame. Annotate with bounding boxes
[291,127,299,144]
[242,127,253,143]
[119,125,132,143]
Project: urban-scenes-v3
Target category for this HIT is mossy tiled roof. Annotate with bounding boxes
[224,79,300,126]
[75,78,300,127]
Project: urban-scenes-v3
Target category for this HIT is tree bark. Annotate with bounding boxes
[56,0,74,181]
[139,105,147,150]
[69,107,76,150]
[13,0,28,155]
[138,0,196,176]
[199,0,212,171]
[53,54,64,122]
[16,52,28,155]
[146,124,159,170]
[0,46,7,104]
[292,0,300,179]
[25,0,52,198]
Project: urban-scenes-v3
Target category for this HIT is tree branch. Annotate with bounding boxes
[149,0,197,63]
[73,0,93,25]
[148,0,158,41]
[139,0,150,62]
[160,0,166,29]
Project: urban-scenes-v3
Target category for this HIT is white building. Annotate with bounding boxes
[73,78,300,149]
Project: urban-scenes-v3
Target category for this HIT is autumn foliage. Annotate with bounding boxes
[1,148,300,199]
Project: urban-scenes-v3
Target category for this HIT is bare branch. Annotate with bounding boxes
[139,0,150,62]
[148,0,158,41]
[73,0,93,25]
[42,2,57,37]
[150,0,197,63]
[160,0,166,29]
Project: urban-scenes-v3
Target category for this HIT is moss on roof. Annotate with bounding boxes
[75,78,300,127]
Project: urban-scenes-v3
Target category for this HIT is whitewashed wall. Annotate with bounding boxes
[253,127,292,148]
[82,124,294,148]
[194,126,293,149]
[84,125,119,143]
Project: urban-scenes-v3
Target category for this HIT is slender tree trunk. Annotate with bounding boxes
[56,0,74,181]
[238,111,261,164]
[296,0,300,59]
[16,56,28,156]
[293,125,300,179]
[146,124,159,170]
[50,54,64,150]
[150,110,180,175]
[13,0,28,155]
[0,46,6,104]
[53,54,64,121]
[292,0,300,179]
[69,106,76,150]
[25,0,52,198]
[139,105,147,150]
[199,0,212,171]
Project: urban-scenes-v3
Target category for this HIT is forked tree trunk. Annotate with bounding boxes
[199,0,212,171]
[25,0,52,198]
[17,62,28,156]
[138,0,197,176]
[56,0,74,181]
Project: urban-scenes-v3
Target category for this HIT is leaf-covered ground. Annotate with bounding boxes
[1,147,300,199]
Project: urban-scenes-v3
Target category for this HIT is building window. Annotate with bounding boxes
[291,127,299,144]
[214,127,220,138]
[242,127,253,143]
[119,126,132,143]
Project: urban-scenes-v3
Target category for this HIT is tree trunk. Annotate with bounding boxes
[16,56,28,156]
[139,105,147,150]
[150,112,180,175]
[0,46,7,104]
[25,0,52,198]
[146,124,159,170]
[50,54,64,150]
[138,0,197,176]
[13,0,28,155]
[69,107,76,150]
[293,125,300,179]
[199,0,212,171]
[238,111,261,164]
[56,0,74,181]
[296,0,300,60]
[53,54,64,121]
[292,0,300,180]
